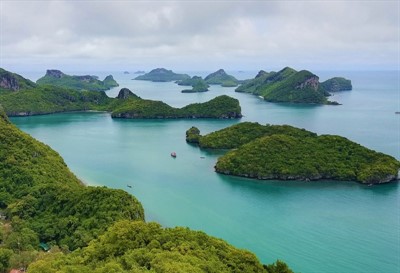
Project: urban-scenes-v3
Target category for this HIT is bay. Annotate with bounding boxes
[10,70,400,273]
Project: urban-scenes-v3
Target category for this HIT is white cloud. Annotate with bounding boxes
[1,0,398,71]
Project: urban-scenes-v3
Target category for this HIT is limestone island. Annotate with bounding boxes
[36,69,119,92]
[235,67,352,104]
[0,68,242,119]
[204,69,240,87]
[0,105,290,273]
[177,76,210,93]
[186,122,400,184]
[134,68,190,82]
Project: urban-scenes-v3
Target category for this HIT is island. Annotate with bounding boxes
[320,77,352,92]
[186,122,400,184]
[133,70,146,74]
[177,76,210,93]
[204,69,240,87]
[36,69,119,91]
[235,67,351,104]
[0,106,291,273]
[111,92,242,119]
[0,69,242,119]
[134,68,190,82]
[123,71,130,74]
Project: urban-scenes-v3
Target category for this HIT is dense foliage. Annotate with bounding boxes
[111,95,242,119]
[204,69,239,87]
[235,67,343,104]
[185,126,201,143]
[36,70,119,91]
[28,220,289,273]
[215,134,400,184]
[134,68,190,82]
[191,122,316,149]
[0,68,37,91]
[320,77,352,92]
[0,106,144,269]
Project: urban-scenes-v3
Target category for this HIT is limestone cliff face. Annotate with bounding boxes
[46,69,65,78]
[117,88,139,99]
[0,68,37,91]
[0,74,20,91]
[295,75,319,91]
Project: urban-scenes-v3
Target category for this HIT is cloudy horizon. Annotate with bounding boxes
[1,0,399,74]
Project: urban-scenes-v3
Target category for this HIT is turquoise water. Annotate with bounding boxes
[10,70,400,273]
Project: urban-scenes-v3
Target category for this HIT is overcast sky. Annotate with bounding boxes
[0,0,399,72]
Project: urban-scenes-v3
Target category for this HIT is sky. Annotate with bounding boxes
[0,0,399,73]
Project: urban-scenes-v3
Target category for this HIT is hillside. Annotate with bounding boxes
[0,105,144,269]
[134,68,190,82]
[188,122,400,184]
[235,67,346,104]
[205,69,239,87]
[27,220,287,273]
[0,68,37,91]
[36,70,119,91]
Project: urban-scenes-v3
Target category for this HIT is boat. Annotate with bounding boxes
[171,152,177,158]
[127,185,132,188]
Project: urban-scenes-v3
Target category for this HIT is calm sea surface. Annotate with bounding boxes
[10,70,400,273]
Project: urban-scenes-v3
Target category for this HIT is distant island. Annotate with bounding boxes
[235,67,352,104]
[320,77,352,92]
[186,122,400,184]
[0,106,289,273]
[134,68,190,82]
[133,70,146,74]
[36,69,119,91]
[123,71,130,74]
[204,69,240,87]
[177,76,209,93]
[0,68,242,119]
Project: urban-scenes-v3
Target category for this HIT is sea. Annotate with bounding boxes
[9,69,400,273]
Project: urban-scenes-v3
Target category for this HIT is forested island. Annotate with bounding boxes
[134,68,190,82]
[0,69,242,119]
[0,106,292,272]
[177,76,209,93]
[186,122,399,184]
[235,67,352,104]
[204,69,240,87]
[36,70,119,91]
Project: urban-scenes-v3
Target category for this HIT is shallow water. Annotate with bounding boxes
[11,70,400,273]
